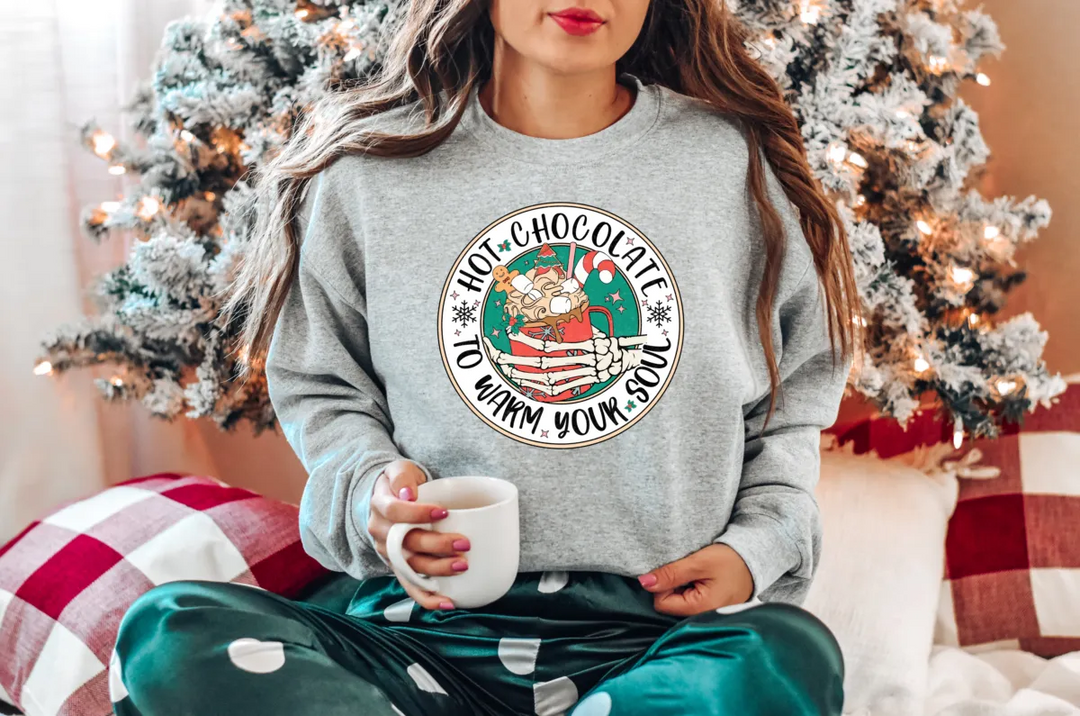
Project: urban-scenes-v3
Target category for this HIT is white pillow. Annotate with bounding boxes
[804,450,959,716]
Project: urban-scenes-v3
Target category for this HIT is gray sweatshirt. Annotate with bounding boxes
[265,73,849,604]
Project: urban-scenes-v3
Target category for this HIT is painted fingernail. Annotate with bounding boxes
[638,574,658,588]
[398,487,414,501]
[451,560,468,572]
[431,508,449,519]
[452,539,471,551]
[439,601,454,610]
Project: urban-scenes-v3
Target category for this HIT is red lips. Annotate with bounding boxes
[548,7,604,36]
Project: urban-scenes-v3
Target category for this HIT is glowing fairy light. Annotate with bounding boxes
[914,355,931,374]
[976,73,992,86]
[969,313,980,327]
[137,196,161,220]
[984,225,1001,240]
[996,379,1018,396]
[101,201,121,213]
[343,46,363,62]
[854,194,867,207]
[826,141,847,165]
[108,165,126,175]
[847,152,868,169]
[92,131,117,158]
[295,8,309,19]
[950,266,975,286]
[180,130,196,142]
[33,361,53,376]
[110,376,124,387]
[953,421,964,449]
[916,220,933,236]
[928,55,949,73]
[800,0,823,24]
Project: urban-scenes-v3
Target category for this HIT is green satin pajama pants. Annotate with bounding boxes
[111,571,843,716]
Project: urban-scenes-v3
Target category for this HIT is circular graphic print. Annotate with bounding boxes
[438,203,683,448]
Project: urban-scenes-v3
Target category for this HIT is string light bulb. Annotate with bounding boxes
[968,313,980,327]
[799,0,823,24]
[916,220,933,236]
[101,201,121,213]
[996,379,1018,396]
[108,165,126,176]
[984,225,1000,240]
[33,361,53,376]
[950,266,975,286]
[295,8,309,19]
[953,420,964,449]
[137,196,161,220]
[847,152,868,168]
[826,141,847,165]
[109,376,124,387]
[928,55,949,73]
[976,73,991,86]
[92,131,116,158]
[914,355,930,374]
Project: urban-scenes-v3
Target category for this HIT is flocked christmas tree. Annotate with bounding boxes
[36,0,1065,438]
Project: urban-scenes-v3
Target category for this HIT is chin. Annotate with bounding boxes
[534,45,616,77]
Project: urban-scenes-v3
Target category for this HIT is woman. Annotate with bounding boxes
[112,0,859,714]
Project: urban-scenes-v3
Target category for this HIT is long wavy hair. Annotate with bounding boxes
[222,0,861,420]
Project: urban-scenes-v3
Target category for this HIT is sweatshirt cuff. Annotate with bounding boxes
[714,512,802,600]
[351,457,435,568]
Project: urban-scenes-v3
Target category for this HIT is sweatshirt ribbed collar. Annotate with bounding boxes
[458,72,661,165]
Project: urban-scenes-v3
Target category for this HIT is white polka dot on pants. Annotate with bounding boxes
[534,676,579,716]
[383,597,415,622]
[716,598,762,615]
[227,638,286,674]
[573,692,612,716]
[538,571,569,593]
[407,663,448,695]
[108,649,128,702]
[498,637,541,675]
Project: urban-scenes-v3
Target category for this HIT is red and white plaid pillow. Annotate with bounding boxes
[829,381,1080,658]
[0,473,329,716]
[935,384,1080,656]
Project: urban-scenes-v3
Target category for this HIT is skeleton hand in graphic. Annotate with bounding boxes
[483,327,648,397]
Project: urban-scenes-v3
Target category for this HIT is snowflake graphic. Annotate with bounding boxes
[451,300,477,326]
[646,300,672,327]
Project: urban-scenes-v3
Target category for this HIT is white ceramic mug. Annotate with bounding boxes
[386,475,519,609]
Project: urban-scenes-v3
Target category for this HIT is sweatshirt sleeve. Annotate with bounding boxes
[265,166,430,580]
[712,152,851,604]
[713,258,849,604]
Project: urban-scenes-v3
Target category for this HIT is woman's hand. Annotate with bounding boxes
[637,544,754,616]
[366,460,470,611]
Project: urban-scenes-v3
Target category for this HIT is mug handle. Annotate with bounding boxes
[386,523,441,592]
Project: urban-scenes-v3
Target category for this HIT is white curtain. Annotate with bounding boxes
[0,0,306,544]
